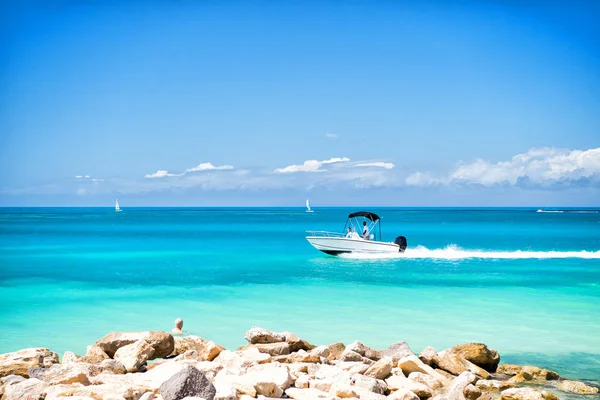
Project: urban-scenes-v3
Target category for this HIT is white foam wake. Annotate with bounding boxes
[339,244,600,260]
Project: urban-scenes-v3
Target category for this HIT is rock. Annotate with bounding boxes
[434,369,456,380]
[244,363,294,392]
[327,343,346,360]
[310,346,331,359]
[386,375,432,398]
[365,358,394,380]
[347,341,382,361]
[173,336,225,361]
[330,383,359,398]
[100,359,127,374]
[387,388,420,400]
[282,332,316,352]
[520,366,559,381]
[295,374,311,388]
[213,350,262,375]
[287,350,322,364]
[382,342,415,363]
[464,384,482,400]
[500,387,559,400]
[140,393,157,400]
[495,365,521,376]
[444,371,478,400]
[0,348,59,378]
[114,339,155,372]
[408,372,444,390]
[350,373,387,394]
[419,347,437,367]
[37,363,97,385]
[2,377,47,400]
[555,380,599,395]
[285,387,331,399]
[213,376,237,400]
[62,351,80,364]
[339,362,371,374]
[309,378,332,392]
[255,381,284,397]
[160,365,216,400]
[397,355,449,385]
[446,344,500,373]
[245,327,286,344]
[475,379,516,392]
[434,351,490,379]
[341,350,365,362]
[245,343,291,356]
[95,331,148,357]
[145,330,175,359]
[80,345,110,364]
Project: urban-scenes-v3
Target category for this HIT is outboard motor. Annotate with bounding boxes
[394,236,407,252]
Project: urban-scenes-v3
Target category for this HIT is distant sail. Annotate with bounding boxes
[115,200,122,212]
[306,199,313,212]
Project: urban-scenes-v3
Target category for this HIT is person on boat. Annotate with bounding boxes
[171,318,185,335]
[346,227,353,237]
[362,221,370,240]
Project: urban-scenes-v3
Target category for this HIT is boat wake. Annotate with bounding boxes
[339,244,600,260]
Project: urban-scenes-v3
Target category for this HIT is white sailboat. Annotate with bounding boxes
[306,199,314,213]
[115,199,122,212]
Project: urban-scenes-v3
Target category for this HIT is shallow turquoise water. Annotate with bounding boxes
[1,207,599,381]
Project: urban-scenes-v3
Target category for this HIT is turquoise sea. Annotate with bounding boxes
[1,207,599,383]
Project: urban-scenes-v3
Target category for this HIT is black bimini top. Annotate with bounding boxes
[347,211,380,221]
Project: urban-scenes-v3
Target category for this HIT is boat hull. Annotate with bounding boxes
[306,236,402,255]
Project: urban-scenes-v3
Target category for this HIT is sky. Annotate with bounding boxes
[1,0,599,206]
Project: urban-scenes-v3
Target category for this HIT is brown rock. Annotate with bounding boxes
[2,377,47,400]
[282,332,316,352]
[448,344,500,373]
[382,342,415,363]
[95,331,147,357]
[346,341,382,361]
[495,365,521,376]
[364,358,394,380]
[434,352,490,379]
[476,379,516,392]
[0,348,59,378]
[327,343,346,360]
[144,330,174,359]
[99,359,127,374]
[242,342,291,356]
[173,336,225,361]
[244,327,286,344]
[418,347,437,367]
[464,383,482,400]
[500,387,559,400]
[556,379,599,395]
[113,339,154,372]
[79,345,110,364]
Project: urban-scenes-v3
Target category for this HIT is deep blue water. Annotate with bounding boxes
[1,207,599,382]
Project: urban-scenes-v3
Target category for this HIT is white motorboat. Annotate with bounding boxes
[306,211,407,255]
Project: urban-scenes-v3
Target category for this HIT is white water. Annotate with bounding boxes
[340,244,600,260]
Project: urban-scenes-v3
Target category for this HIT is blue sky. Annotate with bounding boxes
[1,0,599,206]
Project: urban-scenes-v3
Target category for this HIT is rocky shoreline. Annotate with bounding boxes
[0,327,598,400]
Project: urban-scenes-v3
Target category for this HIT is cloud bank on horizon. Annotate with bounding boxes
[3,147,599,205]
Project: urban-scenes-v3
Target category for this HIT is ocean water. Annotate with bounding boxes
[1,207,599,383]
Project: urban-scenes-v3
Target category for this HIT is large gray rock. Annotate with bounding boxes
[0,348,59,378]
[114,339,155,372]
[160,365,216,400]
[244,327,286,344]
[382,342,414,363]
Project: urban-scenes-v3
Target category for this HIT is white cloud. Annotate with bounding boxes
[185,162,234,172]
[75,175,92,179]
[406,147,600,187]
[325,133,339,139]
[355,162,395,169]
[144,169,181,179]
[274,157,350,173]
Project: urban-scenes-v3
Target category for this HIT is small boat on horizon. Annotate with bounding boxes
[306,211,407,255]
[115,199,122,212]
[306,199,314,213]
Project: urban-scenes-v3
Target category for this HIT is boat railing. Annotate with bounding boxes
[305,230,345,238]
